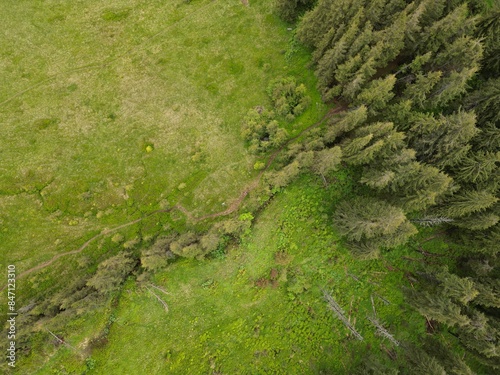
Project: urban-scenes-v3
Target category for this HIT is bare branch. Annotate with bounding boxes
[373,293,391,305]
[411,217,454,227]
[321,288,363,341]
[347,273,362,283]
[371,294,377,318]
[320,173,328,187]
[146,286,169,312]
[45,329,79,351]
[367,317,400,347]
[148,283,172,295]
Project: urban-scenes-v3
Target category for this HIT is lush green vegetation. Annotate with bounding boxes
[286,0,499,372]
[1,0,498,374]
[26,174,433,374]
[0,0,326,278]
[0,0,329,373]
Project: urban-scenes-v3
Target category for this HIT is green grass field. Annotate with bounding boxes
[0,0,333,373]
[0,0,325,290]
[26,174,427,374]
[0,1,440,373]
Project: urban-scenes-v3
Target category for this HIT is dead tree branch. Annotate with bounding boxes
[148,283,172,295]
[371,294,377,318]
[373,293,391,305]
[347,273,362,283]
[320,173,328,187]
[321,288,363,341]
[367,316,400,346]
[46,329,79,351]
[146,286,169,312]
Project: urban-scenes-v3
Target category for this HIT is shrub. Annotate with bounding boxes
[241,108,289,153]
[87,252,137,294]
[267,77,311,119]
[140,235,177,272]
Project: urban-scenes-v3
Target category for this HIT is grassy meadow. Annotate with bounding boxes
[0,0,325,293]
[0,0,444,374]
[0,0,334,373]
[30,174,428,374]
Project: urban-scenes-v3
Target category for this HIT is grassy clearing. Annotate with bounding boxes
[31,173,428,374]
[1,1,436,373]
[0,0,326,296]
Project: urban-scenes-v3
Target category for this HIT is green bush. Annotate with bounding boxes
[267,77,311,119]
[241,108,288,153]
[86,252,137,295]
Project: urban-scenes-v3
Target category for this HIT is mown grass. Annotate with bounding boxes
[29,173,428,374]
[0,0,326,301]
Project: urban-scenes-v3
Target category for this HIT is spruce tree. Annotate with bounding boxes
[432,36,482,73]
[454,151,500,184]
[406,265,500,370]
[332,196,408,242]
[427,67,478,109]
[436,268,478,305]
[312,22,347,65]
[405,288,470,327]
[404,0,448,48]
[267,160,301,189]
[458,312,500,370]
[353,353,400,375]
[312,146,342,176]
[405,345,448,375]
[453,210,499,231]
[354,74,396,114]
[360,168,396,189]
[476,6,500,77]
[316,8,365,88]
[419,3,473,54]
[369,11,407,67]
[409,110,479,168]
[340,133,373,159]
[345,240,382,259]
[343,211,417,258]
[345,139,385,165]
[387,161,452,212]
[87,252,137,294]
[415,0,447,28]
[140,235,176,272]
[330,54,364,94]
[374,219,418,248]
[403,71,442,108]
[441,189,498,218]
[474,278,500,309]
[340,57,378,100]
[472,122,500,152]
[274,0,316,23]
[352,121,395,139]
[465,77,500,126]
[297,0,366,48]
[457,224,500,256]
[324,105,368,142]
[421,336,475,375]
[346,21,374,60]
[340,121,404,166]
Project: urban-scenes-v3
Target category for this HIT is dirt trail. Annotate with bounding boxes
[1,210,171,291]
[3,106,344,287]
